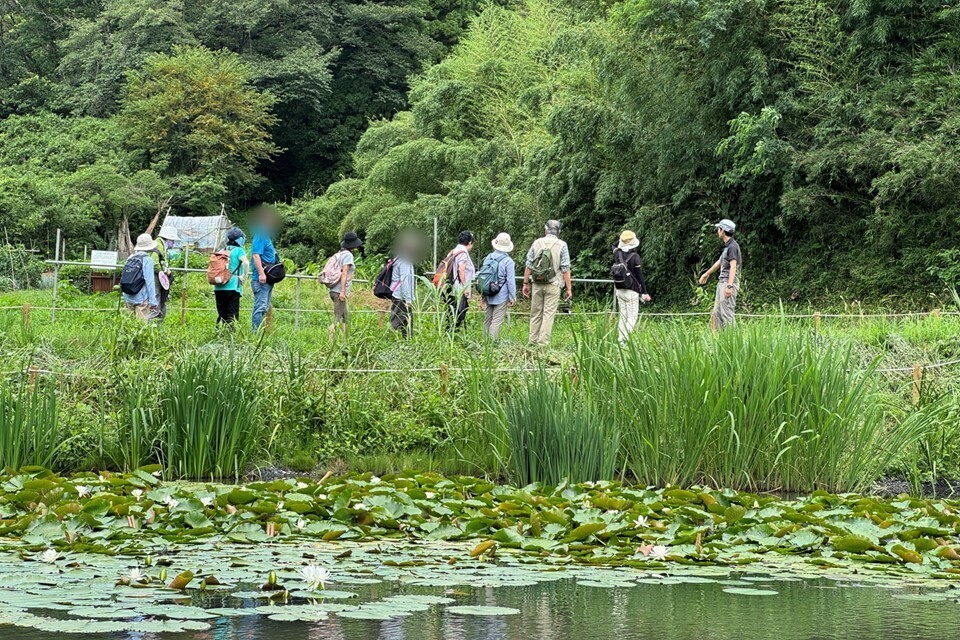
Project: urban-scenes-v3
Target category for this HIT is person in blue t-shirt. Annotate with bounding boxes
[250,207,280,332]
[214,228,249,326]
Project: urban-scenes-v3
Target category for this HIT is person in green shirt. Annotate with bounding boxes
[151,226,179,321]
[213,228,249,326]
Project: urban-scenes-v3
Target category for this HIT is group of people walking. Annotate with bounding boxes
[119,211,741,341]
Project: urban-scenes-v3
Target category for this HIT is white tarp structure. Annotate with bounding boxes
[159,214,232,253]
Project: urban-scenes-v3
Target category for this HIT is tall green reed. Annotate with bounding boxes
[576,323,920,492]
[504,371,619,486]
[158,351,261,480]
[0,379,60,469]
[114,371,159,471]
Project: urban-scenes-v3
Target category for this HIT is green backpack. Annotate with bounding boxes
[530,241,556,284]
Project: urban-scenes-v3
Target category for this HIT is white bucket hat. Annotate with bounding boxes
[492,233,514,253]
[617,230,640,251]
[134,233,157,252]
[158,226,180,242]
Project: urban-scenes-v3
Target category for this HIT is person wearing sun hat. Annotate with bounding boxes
[698,218,742,331]
[151,226,180,321]
[611,230,651,343]
[328,231,363,333]
[120,233,160,321]
[479,232,517,340]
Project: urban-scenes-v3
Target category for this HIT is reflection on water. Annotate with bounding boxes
[10,576,960,640]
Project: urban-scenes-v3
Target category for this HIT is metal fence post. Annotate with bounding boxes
[294,276,302,332]
[180,245,189,326]
[51,228,61,323]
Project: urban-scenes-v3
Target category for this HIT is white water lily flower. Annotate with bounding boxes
[277,501,285,511]
[633,515,648,528]
[296,482,308,490]
[75,486,91,498]
[298,564,331,591]
[425,492,435,500]
[152,470,162,478]
[39,549,60,564]
[163,495,179,510]
[127,568,146,584]
[199,497,213,507]
[650,545,669,561]
[370,476,381,485]
[131,489,143,501]
[317,494,327,501]
[296,519,307,530]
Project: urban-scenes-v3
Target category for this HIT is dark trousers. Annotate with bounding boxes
[215,290,241,326]
[446,292,469,330]
[390,299,412,338]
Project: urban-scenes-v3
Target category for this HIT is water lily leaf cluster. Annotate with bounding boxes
[2,469,960,581]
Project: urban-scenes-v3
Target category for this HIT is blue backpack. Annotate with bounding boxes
[475,253,507,297]
[119,254,146,295]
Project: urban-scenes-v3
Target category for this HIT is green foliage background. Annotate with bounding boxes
[2,0,960,300]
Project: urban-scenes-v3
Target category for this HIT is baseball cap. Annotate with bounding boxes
[715,219,736,233]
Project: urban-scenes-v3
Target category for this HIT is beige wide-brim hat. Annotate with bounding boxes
[135,233,158,252]
[492,232,514,253]
[617,230,640,251]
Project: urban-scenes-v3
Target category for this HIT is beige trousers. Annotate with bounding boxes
[125,302,156,321]
[484,302,509,340]
[615,288,639,343]
[712,282,739,331]
[529,283,561,345]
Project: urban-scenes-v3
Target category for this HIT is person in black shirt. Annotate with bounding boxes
[699,219,741,331]
[612,230,651,343]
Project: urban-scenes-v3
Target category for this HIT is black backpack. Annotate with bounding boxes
[610,250,635,290]
[263,256,286,284]
[373,258,396,299]
[120,254,147,295]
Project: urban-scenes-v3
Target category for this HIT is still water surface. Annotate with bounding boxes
[11,575,959,640]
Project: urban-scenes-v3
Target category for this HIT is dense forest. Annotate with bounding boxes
[2,0,960,300]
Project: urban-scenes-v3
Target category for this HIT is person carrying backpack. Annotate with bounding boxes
[120,234,160,321]
[522,220,572,346]
[390,240,417,338]
[437,231,475,331]
[321,231,363,335]
[611,230,651,344]
[479,233,517,340]
[151,226,179,322]
[212,228,249,326]
[250,206,280,332]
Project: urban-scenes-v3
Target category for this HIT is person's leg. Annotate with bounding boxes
[483,302,494,337]
[251,280,270,331]
[157,284,169,321]
[329,291,348,331]
[134,302,152,321]
[538,284,561,345]
[455,294,469,329]
[616,289,630,343]
[215,291,227,324]
[529,285,544,344]
[617,289,639,342]
[489,302,508,340]
[717,286,738,331]
[711,283,724,331]
[226,291,241,325]
[390,299,411,338]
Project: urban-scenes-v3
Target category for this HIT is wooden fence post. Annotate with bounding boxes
[21,304,31,332]
[266,306,274,332]
[294,277,302,332]
[813,312,821,331]
[912,364,923,405]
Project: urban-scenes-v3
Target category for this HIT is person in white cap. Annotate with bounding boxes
[477,232,517,340]
[698,219,741,331]
[152,226,180,321]
[119,233,160,321]
[611,230,651,343]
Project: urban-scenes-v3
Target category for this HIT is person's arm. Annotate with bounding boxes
[522,266,532,298]
[699,259,721,285]
[506,260,517,304]
[143,257,158,307]
[563,270,573,301]
[401,262,415,303]
[458,259,468,297]
[338,262,350,301]
[560,243,572,300]
[724,260,738,297]
[632,255,650,301]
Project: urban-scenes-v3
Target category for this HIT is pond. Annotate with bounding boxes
[2,541,959,640]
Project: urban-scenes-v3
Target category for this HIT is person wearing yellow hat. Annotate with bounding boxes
[698,219,741,331]
[610,230,651,343]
